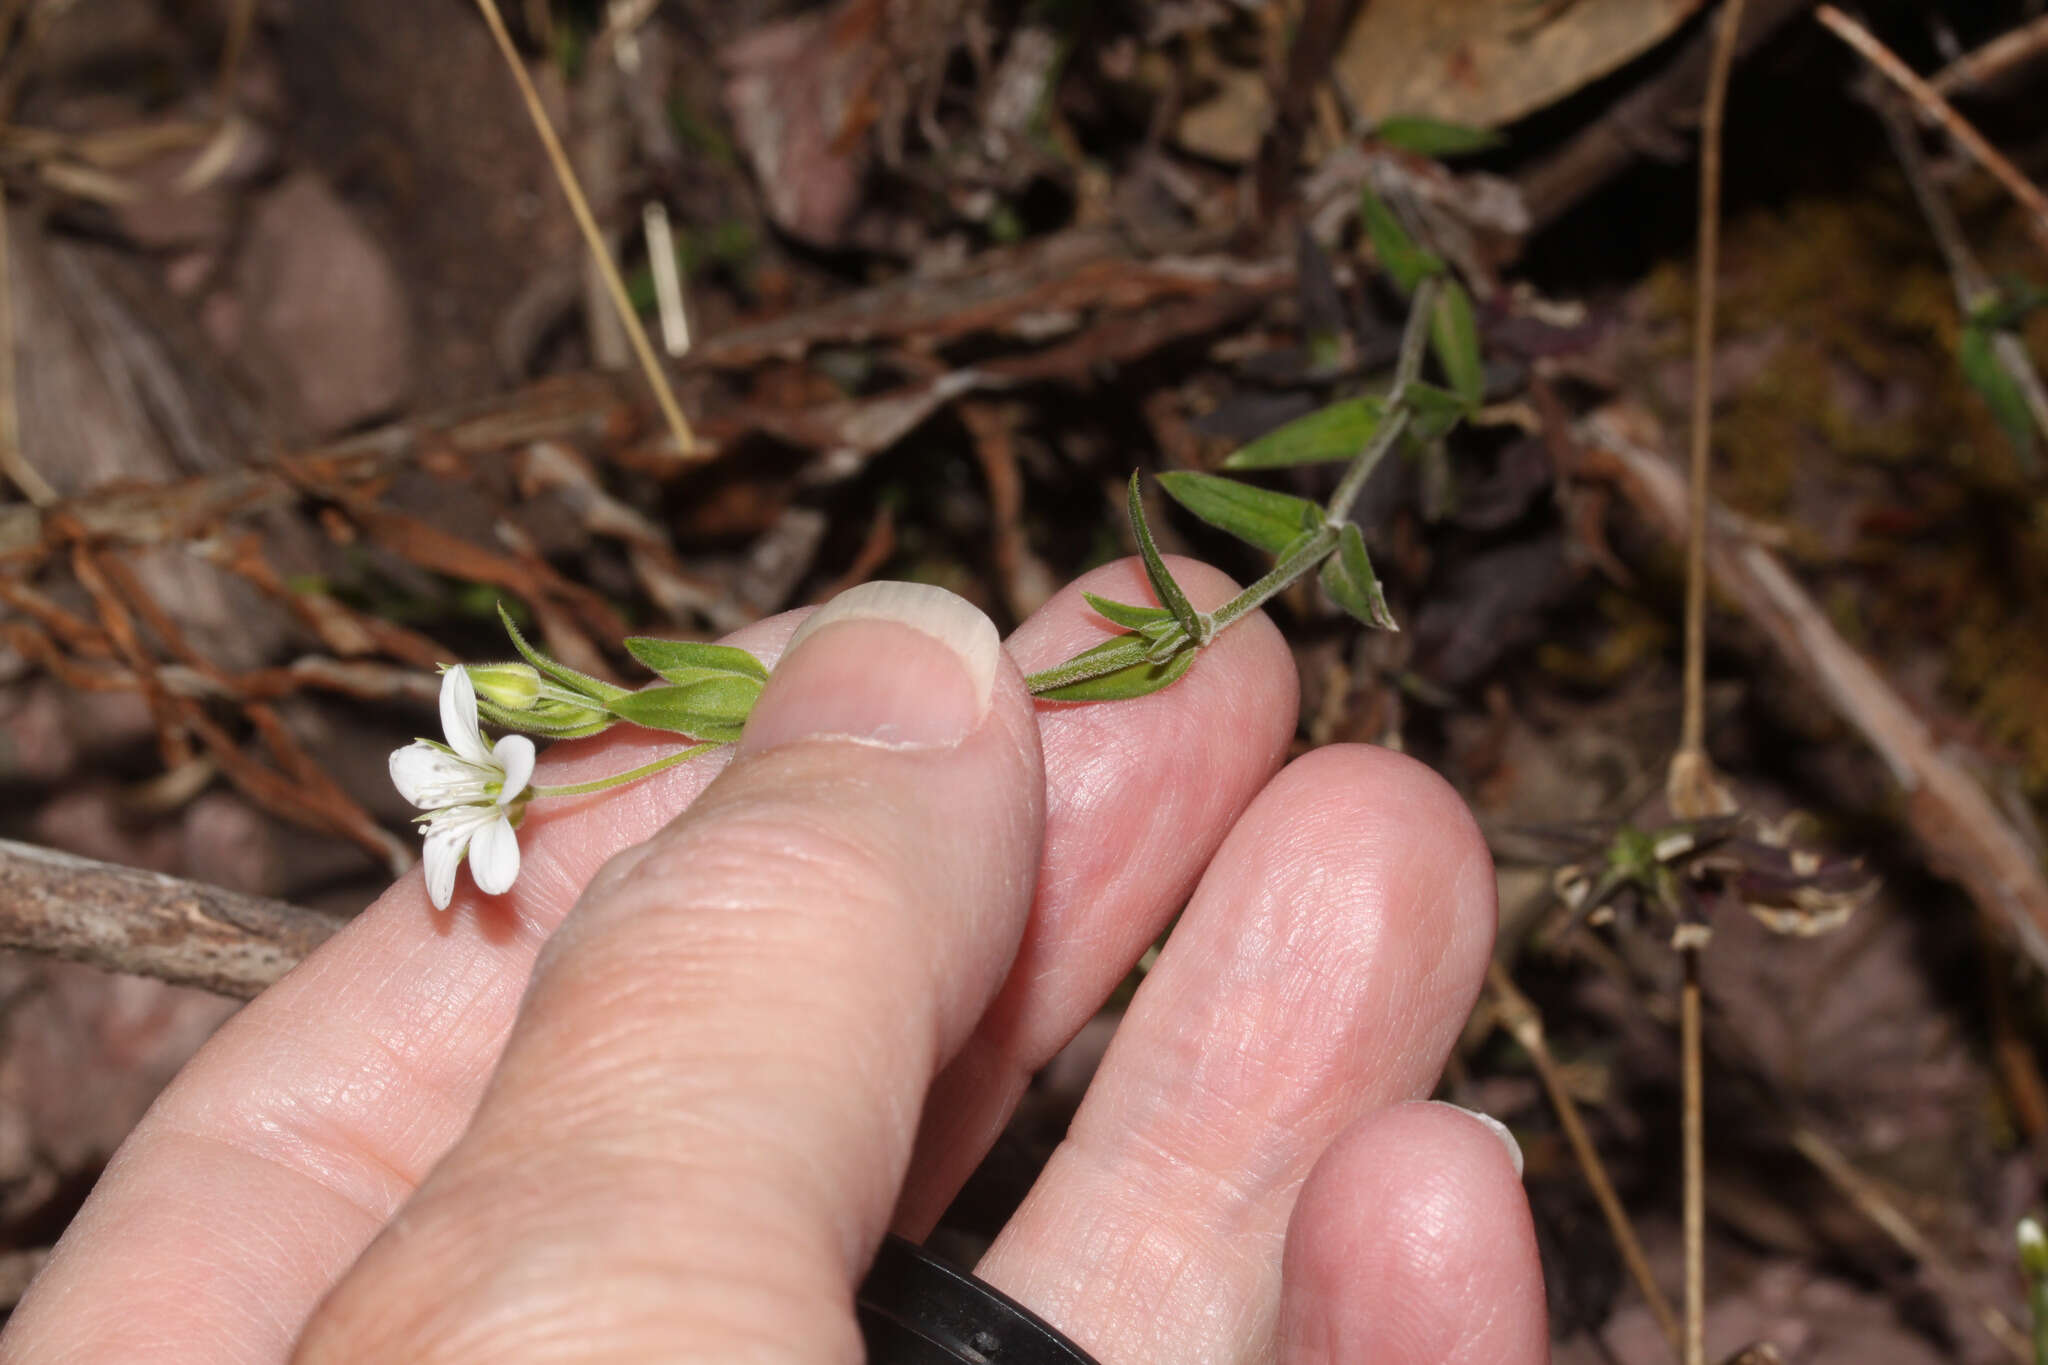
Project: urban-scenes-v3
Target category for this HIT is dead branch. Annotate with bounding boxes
[1816,5,2048,258]
[1582,406,2048,973]
[0,839,342,999]
[1930,13,2048,95]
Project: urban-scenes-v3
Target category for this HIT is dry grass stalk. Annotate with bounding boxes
[470,0,700,459]
[1930,13,2048,95]
[1816,5,2048,258]
[1488,960,1682,1356]
[1674,5,1751,1360]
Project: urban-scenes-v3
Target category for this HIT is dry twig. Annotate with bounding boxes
[1488,960,1682,1356]
[470,0,700,459]
[0,839,341,999]
[1930,13,2048,95]
[1815,6,2048,258]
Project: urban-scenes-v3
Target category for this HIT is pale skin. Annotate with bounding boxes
[1,557,1548,1363]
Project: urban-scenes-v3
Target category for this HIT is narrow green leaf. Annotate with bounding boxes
[623,636,770,685]
[1319,523,1398,630]
[1127,473,1203,637]
[498,602,628,702]
[1959,321,2038,457]
[1081,593,1176,631]
[1360,185,1444,294]
[604,674,763,742]
[1430,279,1484,407]
[1402,380,1475,439]
[1156,471,1325,556]
[1223,397,1385,470]
[1375,115,1503,158]
[1032,632,1199,702]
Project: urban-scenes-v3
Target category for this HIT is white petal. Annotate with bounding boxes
[492,734,536,804]
[439,667,491,764]
[468,815,522,895]
[420,804,495,908]
[421,823,468,910]
[390,742,490,810]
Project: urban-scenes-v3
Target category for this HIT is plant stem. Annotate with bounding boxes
[1681,947,1706,1365]
[1208,525,1339,631]
[530,742,721,798]
[1026,276,1446,696]
[1327,275,1440,524]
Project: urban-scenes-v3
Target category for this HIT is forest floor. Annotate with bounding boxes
[2,2,2047,1360]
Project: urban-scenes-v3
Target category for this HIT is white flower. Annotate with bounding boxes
[389,667,537,909]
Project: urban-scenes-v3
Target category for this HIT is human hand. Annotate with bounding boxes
[2,559,1546,1364]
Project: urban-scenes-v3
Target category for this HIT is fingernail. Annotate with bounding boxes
[1437,1102,1524,1179]
[738,582,1000,754]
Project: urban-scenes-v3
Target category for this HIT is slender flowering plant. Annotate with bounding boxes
[391,201,1488,905]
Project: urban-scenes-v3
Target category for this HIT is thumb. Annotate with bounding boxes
[297,582,1045,1363]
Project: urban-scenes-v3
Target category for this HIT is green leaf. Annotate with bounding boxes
[1223,397,1386,470]
[1402,381,1475,439]
[623,636,770,685]
[1031,631,1199,702]
[603,674,763,742]
[1126,473,1204,638]
[1360,185,1444,294]
[1959,321,2038,457]
[1319,522,1398,629]
[1430,279,1484,407]
[1081,593,1176,631]
[498,602,628,703]
[1156,471,1325,555]
[1374,115,1503,158]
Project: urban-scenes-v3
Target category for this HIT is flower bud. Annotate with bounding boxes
[462,662,542,711]
[2020,1217,2047,1278]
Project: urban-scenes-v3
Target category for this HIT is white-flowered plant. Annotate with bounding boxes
[391,241,1468,904]
[389,667,538,909]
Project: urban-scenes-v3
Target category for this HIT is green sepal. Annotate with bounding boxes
[623,636,770,686]
[1082,593,1176,631]
[1374,116,1503,158]
[1360,185,1444,294]
[1319,522,1398,630]
[1031,631,1198,702]
[498,602,628,703]
[1223,397,1386,470]
[1430,279,1485,407]
[603,674,763,742]
[1958,321,2037,459]
[1126,473,1205,639]
[475,694,616,739]
[1155,470,1325,556]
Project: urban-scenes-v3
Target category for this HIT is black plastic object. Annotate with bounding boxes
[857,1234,1103,1364]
